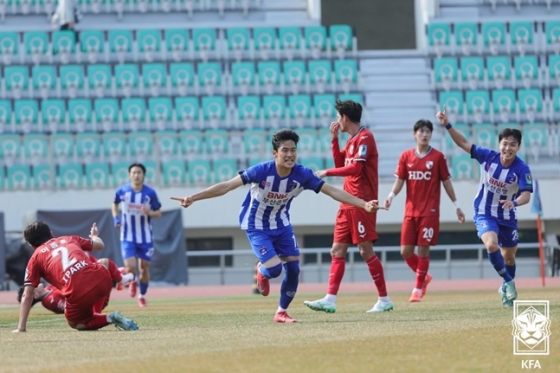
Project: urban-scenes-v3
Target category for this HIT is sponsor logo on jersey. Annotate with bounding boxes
[408,171,432,180]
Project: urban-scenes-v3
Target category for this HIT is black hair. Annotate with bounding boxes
[499,128,522,145]
[335,100,362,123]
[23,221,53,248]
[413,119,434,133]
[128,163,146,174]
[272,129,299,151]
[17,286,41,306]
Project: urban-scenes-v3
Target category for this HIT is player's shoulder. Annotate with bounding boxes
[429,147,446,158]
[142,184,158,194]
[514,157,530,170]
[116,183,131,193]
[357,127,374,140]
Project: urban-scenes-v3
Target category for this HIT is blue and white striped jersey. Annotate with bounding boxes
[239,160,325,231]
[471,145,533,225]
[114,184,161,244]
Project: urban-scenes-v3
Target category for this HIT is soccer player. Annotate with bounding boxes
[304,100,393,314]
[112,162,162,307]
[14,221,138,332]
[384,119,466,303]
[171,129,384,323]
[437,109,533,307]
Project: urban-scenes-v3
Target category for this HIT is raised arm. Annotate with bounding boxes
[330,122,346,168]
[319,183,382,212]
[171,175,244,208]
[89,222,105,251]
[436,109,473,154]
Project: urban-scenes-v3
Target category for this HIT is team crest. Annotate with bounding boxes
[288,181,300,191]
[358,145,367,157]
[349,145,354,154]
[525,174,533,185]
[426,161,433,170]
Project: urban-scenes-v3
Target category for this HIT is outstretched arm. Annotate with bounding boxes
[13,286,35,332]
[89,222,105,251]
[171,176,244,208]
[436,108,473,154]
[319,183,383,212]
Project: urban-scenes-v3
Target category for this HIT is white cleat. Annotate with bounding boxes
[366,299,394,313]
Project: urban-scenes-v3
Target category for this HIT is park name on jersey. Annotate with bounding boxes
[43,240,89,284]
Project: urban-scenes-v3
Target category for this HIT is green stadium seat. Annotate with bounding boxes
[143,160,157,185]
[187,159,211,185]
[88,64,113,98]
[318,127,333,153]
[434,57,458,90]
[438,91,464,123]
[137,29,161,62]
[329,24,354,58]
[109,30,133,62]
[334,59,358,93]
[279,27,301,59]
[80,30,104,63]
[7,165,31,189]
[68,99,91,132]
[482,22,506,54]
[148,97,173,130]
[0,100,12,131]
[162,160,187,186]
[309,60,332,92]
[451,154,475,179]
[459,57,484,90]
[41,99,66,132]
[170,63,195,96]
[165,29,189,62]
[427,23,451,55]
[257,61,281,95]
[23,133,47,163]
[14,99,38,132]
[76,132,101,159]
[545,21,560,54]
[94,98,119,131]
[299,157,324,172]
[491,89,516,123]
[304,26,327,58]
[243,128,267,154]
[226,28,250,60]
[60,65,85,98]
[231,62,256,95]
[0,32,19,65]
[454,22,478,56]
[466,90,490,122]
[338,93,363,104]
[58,163,83,188]
[155,130,179,157]
[552,88,560,120]
[314,94,336,120]
[548,55,560,87]
[111,161,131,186]
[487,56,511,89]
[213,158,237,182]
[514,56,539,89]
[23,31,48,63]
[142,64,167,97]
[129,131,153,157]
[192,28,217,61]
[473,123,497,148]
[122,98,146,131]
[52,30,75,63]
[4,66,28,99]
[205,129,229,155]
[283,60,306,94]
[444,123,471,155]
[175,97,199,129]
[115,64,139,97]
[31,65,56,98]
[510,22,534,56]
[33,164,53,188]
[103,132,127,160]
[523,123,549,161]
[180,130,204,155]
[263,95,286,124]
[198,62,222,96]
[288,95,312,125]
[202,96,227,128]
[86,162,110,188]
[297,128,318,155]
[253,27,277,60]
[0,134,21,163]
[518,89,543,123]
[51,133,74,159]
[237,95,261,127]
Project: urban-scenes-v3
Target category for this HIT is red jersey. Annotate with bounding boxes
[41,285,66,314]
[24,236,104,301]
[395,147,451,217]
[328,127,378,209]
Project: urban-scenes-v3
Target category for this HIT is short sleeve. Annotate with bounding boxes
[438,152,451,180]
[354,133,375,162]
[470,144,495,164]
[23,255,41,287]
[301,167,325,193]
[239,163,266,185]
[113,187,122,204]
[72,236,94,251]
[518,167,533,193]
[395,152,407,179]
[149,189,161,211]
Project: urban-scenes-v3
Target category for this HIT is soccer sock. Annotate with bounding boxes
[279,261,300,310]
[259,263,283,279]
[366,255,388,297]
[405,254,419,273]
[107,260,123,282]
[506,263,516,280]
[139,282,149,297]
[414,256,430,290]
[488,251,513,282]
[327,256,346,297]
[92,297,109,313]
[83,314,110,330]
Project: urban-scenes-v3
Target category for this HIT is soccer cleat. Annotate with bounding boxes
[504,280,517,301]
[129,281,137,298]
[138,297,147,307]
[408,291,422,303]
[422,273,433,296]
[303,299,336,313]
[108,311,139,331]
[499,283,513,308]
[256,263,270,296]
[274,311,297,323]
[366,299,394,313]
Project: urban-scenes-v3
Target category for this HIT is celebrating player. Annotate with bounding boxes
[437,109,532,307]
[384,119,465,303]
[14,221,138,332]
[112,163,162,307]
[171,129,383,323]
[304,100,392,314]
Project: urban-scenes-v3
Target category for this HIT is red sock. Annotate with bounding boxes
[107,260,123,282]
[366,255,388,297]
[414,256,430,289]
[82,314,109,330]
[93,297,109,313]
[405,254,419,272]
[327,256,346,295]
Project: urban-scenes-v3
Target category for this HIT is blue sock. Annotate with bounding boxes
[279,261,300,310]
[259,263,282,279]
[505,263,516,282]
[139,282,149,296]
[488,251,513,282]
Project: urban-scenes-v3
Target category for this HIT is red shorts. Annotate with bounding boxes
[401,215,440,246]
[333,208,378,244]
[65,273,112,324]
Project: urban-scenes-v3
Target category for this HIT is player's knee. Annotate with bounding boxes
[67,321,79,329]
[331,245,347,258]
[485,242,500,252]
[265,263,283,278]
[283,260,300,280]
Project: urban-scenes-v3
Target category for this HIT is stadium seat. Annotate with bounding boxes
[491,89,516,123]
[51,133,75,160]
[444,123,471,155]
[514,56,539,89]
[434,57,458,90]
[279,27,302,60]
[154,130,179,158]
[202,96,227,128]
[552,88,560,121]
[161,160,186,186]
[122,98,146,131]
[103,132,127,161]
[170,63,195,96]
[454,22,478,56]
[14,99,38,132]
[548,55,560,88]
[94,98,119,131]
[4,65,28,100]
[23,133,48,164]
[31,65,56,99]
[283,60,306,94]
[288,94,312,127]
[334,59,358,93]
[231,61,256,95]
[263,95,286,126]
[545,21,560,54]
[52,30,76,64]
[523,122,550,161]
[427,23,451,56]
[518,89,543,123]
[487,56,512,89]
[80,30,105,64]
[41,99,66,133]
[165,29,189,62]
[137,29,161,62]
[23,31,48,64]
[482,22,506,55]
[115,64,140,97]
[451,154,475,179]
[7,165,31,189]
[439,91,464,123]
[510,21,534,56]
[129,131,153,158]
[0,32,19,65]
[68,99,91,132]
[236,95,261,128]
[313,94,336,121]
[33,164,53,189]
[109,30,133,63]
[0,100,12,132]
[473,123,498,148]
[460,57,484,90]
[148,97,173,130]
[142,63,167,97]
[257,61,281,95]
[192,28,217,61]
[0,134,21,165]
[329,24,354,59]
[304,26,327,59]
[466,90,490,123]
[243,128,267,154]
[88,64,113,98]
[253,27,277,60]
[309,60,332,93]
[111,161,132,186]
[60,65,85,99]
[58,163,84,188]
[175,97,199,129]
[299,157,324,172]
[187,159,211,185]
[205,129,228,155]
[318,127,333,153]
[76,132,101,160]
[226,27,250,61]
[213,158,237,182]
[85,162,111,188]
[180,130,204,155]
[297,127,318,156]
[143,160,158,185]
[338,93,363,104]
[198,62,222,96]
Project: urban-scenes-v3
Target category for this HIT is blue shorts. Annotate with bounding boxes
[474,215,519,248]
[121,241,155,261]
[245,225,300,263]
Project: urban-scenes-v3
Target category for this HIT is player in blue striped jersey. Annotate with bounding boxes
[112,163,162,307]
[172,129,383,323]
[437,110,532,307]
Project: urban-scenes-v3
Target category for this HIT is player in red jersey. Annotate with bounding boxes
[304,100,392,314]
[13,221,138,332]
[384,119,465,302]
